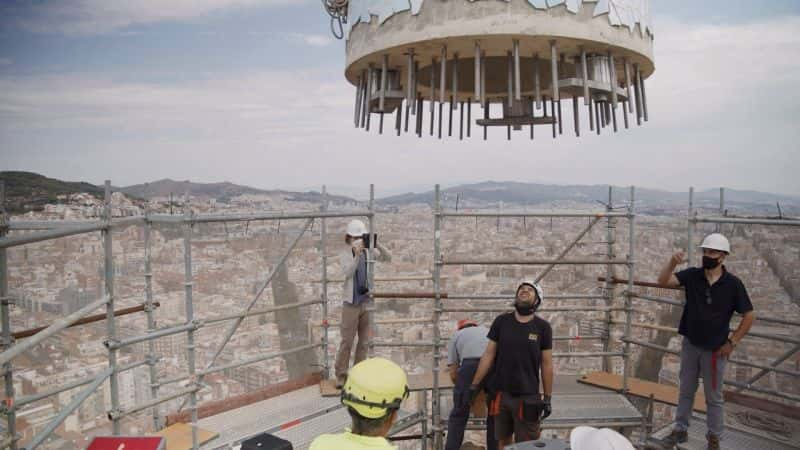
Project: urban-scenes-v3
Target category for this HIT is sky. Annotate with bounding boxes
[0,0,799,198]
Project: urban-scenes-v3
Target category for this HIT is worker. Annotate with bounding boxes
[469,280,554,449]
[445,319,496,450]
[656,233,755,450]
[310,357,409,450]
[570,426,635,450]
[335,219,392,388]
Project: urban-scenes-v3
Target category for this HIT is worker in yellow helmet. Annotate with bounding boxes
[310,358,409,450]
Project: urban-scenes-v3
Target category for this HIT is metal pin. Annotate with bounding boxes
[551,98,557,139]
[475,41,481,102]
[612,100,618,132]
[530,97,534,140]
[605,102,612,127]
[641,72,649,122]
[533,54,542,109]
[396,104,402,136]
[467,98,472,138]
[588,96,594,131]
[557,100,563,135]
[622,101,629,129]
[459,101,464,140]
[624,58,633,110]
[412,60,418,115]
[440,46,447,104]
[608,51,618,110]
[360,69,368,128]
[380,54,388,112]
[438,102,443,139]
[404,99,410,133]
[449,97,454,137]
[480,51,486,109]
[416,95,423,136]
[430,58,436,136]
[543,95,548,117]
[634,64,642,126]
[550,40,559,102]
[483,99,488,141]
[366,66,373,131]
[354,74,362,127]
[453,52,459,111]
[513,39,521,101]
[595,101,601,135]
[573,96,580,137]
[581,47,589,105]
[507,51,513,108]
[379,111,384,134]
[406,49,414,106]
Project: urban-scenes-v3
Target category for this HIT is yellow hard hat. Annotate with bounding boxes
[341,358,409,419]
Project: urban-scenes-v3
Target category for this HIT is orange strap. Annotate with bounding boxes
[489,392,502,416]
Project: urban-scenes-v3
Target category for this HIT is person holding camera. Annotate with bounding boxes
[469,280,553,449]
[334,219,392,388]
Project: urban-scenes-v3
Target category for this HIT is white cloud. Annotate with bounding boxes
[301,34,334,47]
[7,0,309,35]
[0,58,12,66]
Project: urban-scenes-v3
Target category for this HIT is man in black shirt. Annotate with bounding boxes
[657,233,755,450]
[469,280,553,449]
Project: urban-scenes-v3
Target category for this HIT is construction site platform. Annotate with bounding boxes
[647,414,799,450]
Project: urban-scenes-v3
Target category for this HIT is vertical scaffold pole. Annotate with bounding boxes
[687,187,695,266]
[603,186,615,373]
[182,192,199,449]
[0,181,17,450]
[718,187,725,233]
[367,185,376,357]
[432,185,443,450]
[143,210,161,430]
[104,181,121,435]
[622,186,635,392]
[321,186,330,378]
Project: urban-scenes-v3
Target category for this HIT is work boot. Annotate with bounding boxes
[659,429,688,448]
[335,374,347,389]
[706,434,720,450]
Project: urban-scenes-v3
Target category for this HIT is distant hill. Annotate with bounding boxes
[118,179,356,204]
[0,171,104,213]
[378,181,800,215]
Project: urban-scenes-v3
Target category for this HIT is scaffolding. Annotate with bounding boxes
[0,183,798,450]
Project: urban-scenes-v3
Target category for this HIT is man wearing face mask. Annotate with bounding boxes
[334,219,392,388]
[467,280,553,449]
[656,233,755,450]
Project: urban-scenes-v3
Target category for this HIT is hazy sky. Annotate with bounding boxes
[1,0,799,197]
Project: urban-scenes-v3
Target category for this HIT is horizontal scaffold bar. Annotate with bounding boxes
[599,276,683,291]
[438,211,630,218]
[204,299,322,325]
[440,258,629,266]
[692,216,800,227]
[13,302,158,340]
[148,210,372,224]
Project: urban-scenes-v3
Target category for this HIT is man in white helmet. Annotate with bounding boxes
[334,219,392,388]
[468,280,553,449]
[310,357,409,450]
[656,233,755,450]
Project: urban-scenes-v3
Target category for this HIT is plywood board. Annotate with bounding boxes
[155,423,218,450]
[578,371,707,413]
[320,379,341,397]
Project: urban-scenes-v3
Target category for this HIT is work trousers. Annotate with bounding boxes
[334,302,371,380]
[675,337,727,438]
[446,358,497,450]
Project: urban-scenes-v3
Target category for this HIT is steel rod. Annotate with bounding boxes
[474,42,481,101]
[432,184,443,449]
[692,217,800,227]
[581,48,589,105]
[440,258,628,266]
[623,186,635,393]
[534,53,542,108]
[143,212,161,429]
[0,183,15,450]
[201,343,320,376]
[534,216,602,283]
[439,211,627,218]
[0,222,106,249]
[550,40,559,101]
[513,40,521,101]
[321,186,330,379]
[12,302,158,340]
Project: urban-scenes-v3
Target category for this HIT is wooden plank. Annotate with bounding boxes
[320,379,340,397]
[155,423,218,450]
[578,371,707,413]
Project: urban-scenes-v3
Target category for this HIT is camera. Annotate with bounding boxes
[360,233,377,249]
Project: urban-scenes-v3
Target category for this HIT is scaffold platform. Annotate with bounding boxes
[647,415,799,450]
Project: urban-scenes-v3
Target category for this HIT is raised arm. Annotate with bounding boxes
[658,251,685,288]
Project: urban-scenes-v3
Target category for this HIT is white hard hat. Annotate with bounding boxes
[700,233,731,254]
[570,426,635,450]
[346,219,367,237]
[517,280,544,304]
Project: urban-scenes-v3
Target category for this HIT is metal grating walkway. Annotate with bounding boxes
[648,415,799,450]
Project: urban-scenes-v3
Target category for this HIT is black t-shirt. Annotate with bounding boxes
[487,312,553,396]
[675,266,753,351]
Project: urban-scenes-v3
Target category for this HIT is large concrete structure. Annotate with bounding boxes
[326,0,654,138]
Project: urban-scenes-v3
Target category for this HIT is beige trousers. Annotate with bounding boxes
[334,302,371,380]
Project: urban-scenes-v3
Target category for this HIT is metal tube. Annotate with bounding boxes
[321,186,330,379]
[603,186,615,373]
[368,185,376,356]
[552,352,624,358]
[150,210,372,224]
[441,258,628,266]
[453,52,459,110]
[641,71,648,121]
[0,296,108,366]
[27,368,113,450]
[573,96,580,136]
[513,40,521,101]
[116,386,199,420]
[623,186,635,393]
[108,322,197,350]
[445,294,604,300]
[182,193,199,449]
[440,46,447,104]
[366,65,373,131]
[628,292,682,307]
[557,98,563,135]
[588,97,594,131]
[475,41,481,101]
[722,379,800,403]
[507,51,513,108]
[0,182,16,450]
[481,51,487,140]
[634,65,642,126]
[467,98,471,138]
[0,222,106,249]
[439,211,626,218]
[550,40,559,101]
[622,101,629,128]
[608,51,618,109]
[737,343,800,392]
[396,102,402,136]
[412,60,419,116]
[373,341,436,348]
[692,217,800,227]
[432,184,443,449]
[581,48,589,105]
[431,57,436,136]
[143,213,160,429]
[13,302,157,340]
[361,69,369,128]
[624,58,633,109]
[442,307,624,313]
[534,54,542,109]
[534,217,602,283]
[407,49,414,106]
[202,343,320,376]
[354,74,362,127]
[380,54,388,112]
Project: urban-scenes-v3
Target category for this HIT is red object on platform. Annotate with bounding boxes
[86,437,165,450]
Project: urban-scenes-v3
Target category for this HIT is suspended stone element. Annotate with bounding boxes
[332,0,654,140]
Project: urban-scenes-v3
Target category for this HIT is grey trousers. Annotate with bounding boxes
[675,337,727,438]
[334,302,371,380]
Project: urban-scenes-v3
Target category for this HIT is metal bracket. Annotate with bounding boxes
[145,354,161,366]
[0,296,15,306]
[103,339,120,350]
[107,409,122,421]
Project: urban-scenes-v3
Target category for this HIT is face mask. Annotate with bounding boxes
[702,255,721,270]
